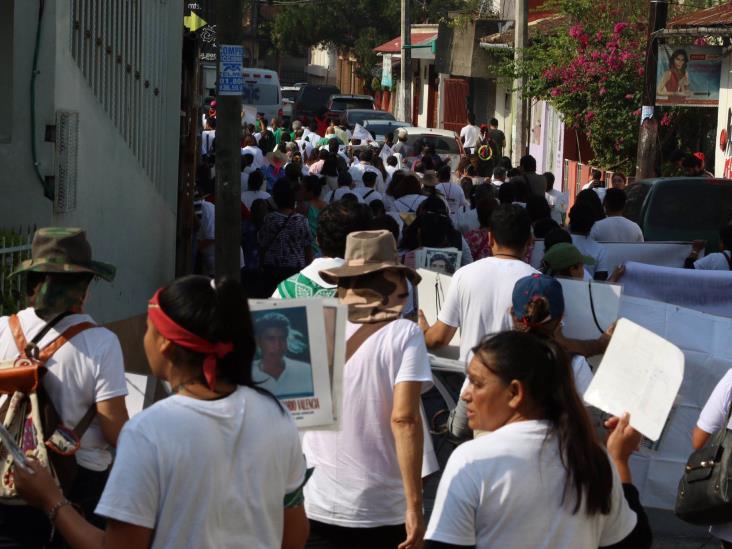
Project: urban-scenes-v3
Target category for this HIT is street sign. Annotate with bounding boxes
[218,44,243,96]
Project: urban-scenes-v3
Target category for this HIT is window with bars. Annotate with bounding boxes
[69,0,170,189]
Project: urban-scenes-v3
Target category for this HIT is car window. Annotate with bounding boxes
[646,181,732,230]
[350,111,395,126]
[282,89,299,101]
[331,99,374,111]
[298,87,339,108]
[405,134,460,154]
[624,182,650,224]
[242,83,279,105]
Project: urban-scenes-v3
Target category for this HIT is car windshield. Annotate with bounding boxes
[331,98,373,111]
[363,122,406,138]
[646,181,732,230]
[349,111,394,126]
[282,89,299,101]
[405,134,460,155]
[242,83,279,105]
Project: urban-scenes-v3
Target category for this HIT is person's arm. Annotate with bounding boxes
[684,240,706,269]
[554,321,611,358]
[391,381,425,549]
[96,396,129,446]
[15,461,153,549]
[692,426,711,450]
[281,505,309,549]
[418,313,457,349]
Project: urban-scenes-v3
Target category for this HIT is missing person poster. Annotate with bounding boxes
[248,299,345,429]
[415,247,462,275]
[656,45,722,107]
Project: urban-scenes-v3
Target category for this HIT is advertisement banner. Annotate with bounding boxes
[381,54,393,90]
[656,45,722,107]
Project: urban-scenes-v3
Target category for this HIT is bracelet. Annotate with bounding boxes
[47,497,71,523]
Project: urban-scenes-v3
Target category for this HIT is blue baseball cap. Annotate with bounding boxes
[512,274,565,326]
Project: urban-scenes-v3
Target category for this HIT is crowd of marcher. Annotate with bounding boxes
[1,106,731,549]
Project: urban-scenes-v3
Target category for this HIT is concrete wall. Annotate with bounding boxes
[0,1,182,323]
[528,100,565,183]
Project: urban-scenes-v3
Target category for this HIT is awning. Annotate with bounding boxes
[481,12,565,46]
[661,2,732,37]
[374,31,438,54]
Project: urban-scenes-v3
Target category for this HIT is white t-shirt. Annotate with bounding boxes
[0,308,128,471]
[391,194,427,214]
[435,182,468,214]
[201,130,216,156]
[327,187,354,203]
[696,369,732,541]
[241,145,264,169]
[571,234,611,276]
[302,320,438,527]
[352,186,383,205]
[425,420,637,548]
[96,387,306,549]
[571,355,594,398]
[241,190,271,210]
[546,189,568,225]
[452,206,480,233]
[460,125,481,149]
[251,357,314,399]
[438,258,538,362]
[694,250,732,271]
[590,216,644,243]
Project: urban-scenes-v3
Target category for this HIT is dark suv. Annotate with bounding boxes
[325,95,375,125]
[293,84,341,123]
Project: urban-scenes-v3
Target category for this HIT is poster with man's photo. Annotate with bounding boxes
[248,299,344,429]
[656,45,722,107]
[415,247,462,275]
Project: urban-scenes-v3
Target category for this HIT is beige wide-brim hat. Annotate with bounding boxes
[319,230,421,285]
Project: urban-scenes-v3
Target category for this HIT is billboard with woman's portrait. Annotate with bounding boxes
[656,45,722,107]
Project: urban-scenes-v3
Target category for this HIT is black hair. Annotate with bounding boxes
[340,193,359,205]
[591,169,602,180]
[471,183,496,209]
[370,215,400,242]
[669,149,686,163]
[671,48,688,67]
[395,174,421,198]
[490,204,531,250]
[338,171,352,188]
[241,153,254,170]
[369,199,386,218]
[248,169,264,192]
[158,276,280,405]
[472,331,613,515]
[476,197,497,229]
[682,154,702,169]
[386,155,398,167]
[493,166,507,179]
[603,188,626,213]
[438,164,451,182]
[568,203,595,234]
[526,195,551,223]
[499,156,512,170]
[272,177,295,209]
[519,154,537,173]
[575,189,605,222]
[468,112,476,125]
[284,162,301,182]
[316,202,373,258]
[498,181,515,204]
[302,175,323,199]
[543,171,555,190]
[720,224,732,249]
[543,228,572,252]
[490,117,499,127]
[25,271,94,299]
[361,149,373,163]
[534,218,560,239]
[362,171,377,187]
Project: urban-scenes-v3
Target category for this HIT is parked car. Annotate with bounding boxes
[293,84,341,123]
[346,109,394,130]
[397,127,465,170]
[325,95,375,125]
[281,85,301,124]
[625,177,732,251]
[241,68,282,123]
[362,119,408,144]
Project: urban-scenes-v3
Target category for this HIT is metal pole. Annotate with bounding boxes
[635,0,668,180]
[214,0,244,280]
[511,0,528,165]
[401,0,412,124]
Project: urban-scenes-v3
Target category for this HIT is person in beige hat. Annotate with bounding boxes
[0,228,128,545]
[302,230,437,549]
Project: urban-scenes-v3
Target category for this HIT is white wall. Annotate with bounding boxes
[417,59,431,127]
[0,1,182,323]
[494,80,513,159]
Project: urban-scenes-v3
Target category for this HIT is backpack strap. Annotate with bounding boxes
[8,315,28,358]
[37,322,96,364]
[72,402,98,439]
[345,320,392,363]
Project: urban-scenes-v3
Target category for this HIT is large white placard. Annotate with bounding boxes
[417,269,463,373]
[556,278,621,342]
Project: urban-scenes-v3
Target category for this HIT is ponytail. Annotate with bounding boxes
[472,331,613,515]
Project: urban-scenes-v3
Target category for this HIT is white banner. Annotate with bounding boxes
[530,241,698,270]
[622,261,732,319]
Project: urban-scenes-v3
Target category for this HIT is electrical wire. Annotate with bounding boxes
[30,0,52,200]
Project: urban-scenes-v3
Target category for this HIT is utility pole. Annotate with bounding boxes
[214,0,244,279]
[400,0,412,124]
[635,0,668,180]
[511,0,529,166]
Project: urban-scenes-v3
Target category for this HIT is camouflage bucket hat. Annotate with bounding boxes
[11,227,116,281]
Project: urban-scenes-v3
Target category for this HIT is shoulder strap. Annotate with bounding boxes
[10,311,73,359]
[37,322,96,364]
[725,251,732,270]
[364,189,375,199]
[345,320,392,363]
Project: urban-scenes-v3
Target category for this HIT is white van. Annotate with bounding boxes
[241,68,282,124]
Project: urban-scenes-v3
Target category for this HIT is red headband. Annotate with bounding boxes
[147,289,233,390]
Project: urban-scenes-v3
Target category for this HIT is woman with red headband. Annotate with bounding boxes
[15,276,310,549]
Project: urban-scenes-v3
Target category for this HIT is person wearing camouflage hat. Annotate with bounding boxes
[0,227,128,545]
[302,230,436,548]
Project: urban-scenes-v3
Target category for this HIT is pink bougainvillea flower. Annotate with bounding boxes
[613,22,628,34]
[625,93,634,100]
[632,108,641,117]
[660,112,672,127]
[569,24,584,39]
[599,87,607,96]
[694,37,707,46]
[550,87,561,97]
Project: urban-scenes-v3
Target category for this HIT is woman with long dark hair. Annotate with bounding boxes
[15,276,310,549]
[658,48,690,96]
[424,330,651,548]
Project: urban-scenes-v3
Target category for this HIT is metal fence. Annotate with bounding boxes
[0,228,34,316]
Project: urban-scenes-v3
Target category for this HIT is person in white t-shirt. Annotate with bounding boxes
[569,203,611,280]
[435,165,468,214]
[1,228,129,546]
[544,171,568,225]
[304,230,437,549]
[241,169,270,210]
[17,276,309,549]
[352,171,384,205]
[424,330,651,549]
[241,136,265,169]
[685,226,732,271]
[460,113,481,154]
[590,189,644,243]
[692,369,732,545]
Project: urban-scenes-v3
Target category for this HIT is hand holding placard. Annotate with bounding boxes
[583,318,684,441]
